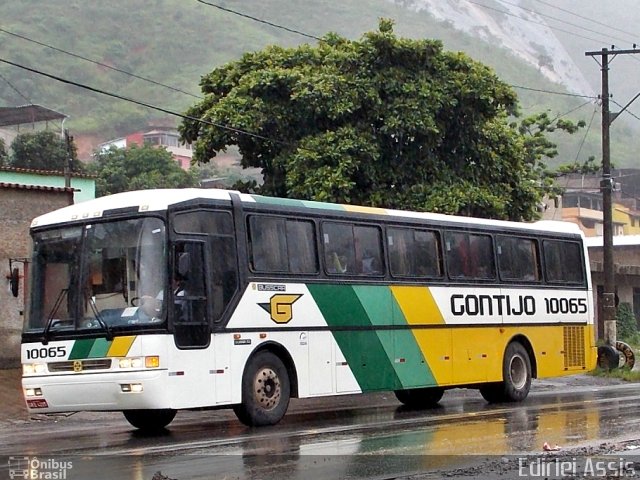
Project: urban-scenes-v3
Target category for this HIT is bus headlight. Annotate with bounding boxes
[118,356,159,369]
[23,363,47,375]
[24,387,43,397]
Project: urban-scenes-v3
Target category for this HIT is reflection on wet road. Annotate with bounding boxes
[2,382,640,479]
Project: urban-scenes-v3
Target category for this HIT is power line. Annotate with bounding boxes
[511,84,596,99]
[611,99,640,123]
[0,27,202,100]
[531,0,638,41]
[0,57,297,148]
[195,0,321,41]
[573,104,598,162]
[466,0,612,44]
[495,0,636,45]
[0,69,32,104]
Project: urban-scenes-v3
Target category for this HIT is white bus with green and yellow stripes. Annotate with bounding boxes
[21,189,596,430]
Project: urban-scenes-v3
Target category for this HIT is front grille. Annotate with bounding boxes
[563,326,586,369]
[48,359,112,372]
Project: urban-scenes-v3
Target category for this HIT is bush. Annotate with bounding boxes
[616,302,638,341]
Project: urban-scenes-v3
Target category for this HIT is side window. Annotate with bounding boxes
[445,231,496,280]
[248,216,287,272]
[322,222,383,275]
[248,216,318,274]
[497,236,540,282]
[388,227,441,277]
[286,220,318,274]
[543,240,585,284]
[173,210,238,323]
[172,241,209,349]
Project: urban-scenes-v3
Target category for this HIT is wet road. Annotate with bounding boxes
[2,380,640,479]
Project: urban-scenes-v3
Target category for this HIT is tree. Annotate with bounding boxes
[0,137,7,166]
[9,130,82,172]
[89,144,199,197]
[181,20,582,221]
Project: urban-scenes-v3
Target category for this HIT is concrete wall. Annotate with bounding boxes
[0,186,73,368]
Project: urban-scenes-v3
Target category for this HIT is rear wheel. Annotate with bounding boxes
[394,387,444,408]
[480,342,532,403]
[233,351,291,427]
[123,409,176,431]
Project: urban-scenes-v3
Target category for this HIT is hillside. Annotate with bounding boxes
[0,0,636,166]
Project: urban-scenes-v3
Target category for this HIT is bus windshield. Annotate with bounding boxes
[26,217,167,335]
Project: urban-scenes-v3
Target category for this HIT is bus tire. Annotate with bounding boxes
[616,341,635,370]
[597,345,619,370]
[394,387,444,408]
[233,350,291,427]
[480,342,531,403]
[123,409,176,431]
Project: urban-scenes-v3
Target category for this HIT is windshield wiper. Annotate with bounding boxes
[88,297,113,340]
[42,288,68,344]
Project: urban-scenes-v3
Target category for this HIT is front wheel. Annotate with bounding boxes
[123,409,176,431]
[394,387,444,408]
[233,351,291,427]
[480,342,532,403]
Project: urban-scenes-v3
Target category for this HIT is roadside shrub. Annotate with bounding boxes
[616,302,638,341]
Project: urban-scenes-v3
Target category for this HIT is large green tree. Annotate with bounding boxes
[181,20,579,221]
[9,130,82,172]
[89,144,198,197]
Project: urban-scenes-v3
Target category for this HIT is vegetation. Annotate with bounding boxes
[616,303,639,343]
[1,0,631,166]
[0,138,6,165]
[88,144,198,197]
[590,366,640,382]
[182,21,584,220]
[8,131,82,172]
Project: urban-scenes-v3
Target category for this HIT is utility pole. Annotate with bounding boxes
[585,46,640,346]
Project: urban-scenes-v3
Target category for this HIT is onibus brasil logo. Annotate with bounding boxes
[258,294,302,324]
[8,456,73,479]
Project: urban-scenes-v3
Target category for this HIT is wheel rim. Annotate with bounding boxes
[253,367,281,411]
[509,354,527,390]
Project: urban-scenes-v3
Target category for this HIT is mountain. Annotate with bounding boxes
[0,0,636,165]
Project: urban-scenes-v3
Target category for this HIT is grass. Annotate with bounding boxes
[588,367,640,382]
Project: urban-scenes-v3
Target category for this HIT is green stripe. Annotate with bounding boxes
[88,338,111,358]
[354,286,436,388]
[308,284,401,391]
[68,339,96,360]
[251,194,345,211]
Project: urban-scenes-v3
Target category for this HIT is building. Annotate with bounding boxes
[0,166,95,203]
[0,183,75,368]
[98,127,193,170]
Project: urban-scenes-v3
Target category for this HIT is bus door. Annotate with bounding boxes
[169,208,240,405]
[164,239,216,408]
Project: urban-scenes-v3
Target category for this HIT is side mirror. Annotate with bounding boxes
[9,267,19,298]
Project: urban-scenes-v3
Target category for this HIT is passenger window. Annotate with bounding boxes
[248,216,318,274]
[445,231,495,280]
[323,222,383,275]
[388,228,441,277]
[497,236,540,282]
[543,240,584,284]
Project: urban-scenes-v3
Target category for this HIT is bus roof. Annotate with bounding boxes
[31,188,583,236]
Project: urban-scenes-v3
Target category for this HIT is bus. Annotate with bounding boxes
[21,188,596,430]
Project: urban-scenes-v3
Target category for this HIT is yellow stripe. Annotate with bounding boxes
[106,336,136,357]
[342,205,388,215]
[391,286,444,324]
